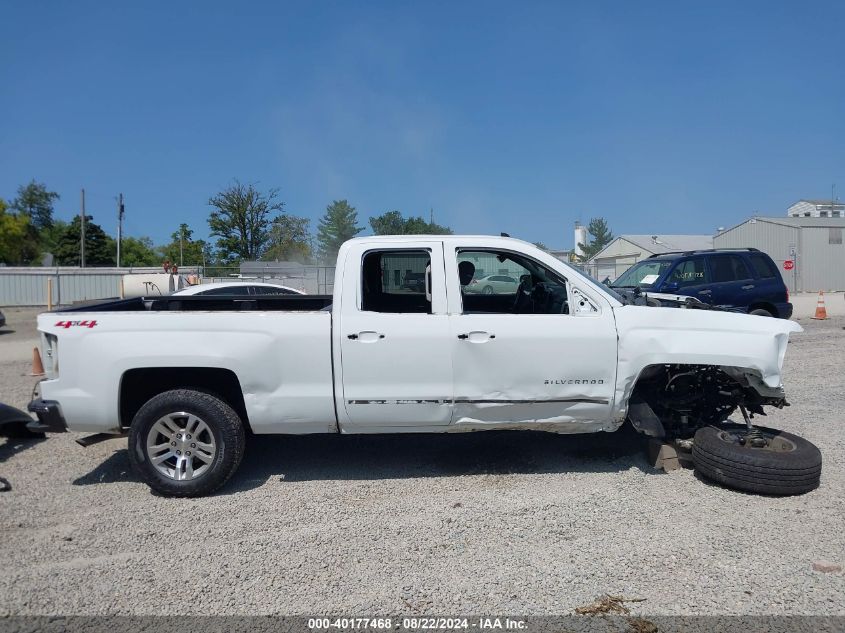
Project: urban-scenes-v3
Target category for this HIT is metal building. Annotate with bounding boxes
[714,217,845,292]
[585,234,713,281]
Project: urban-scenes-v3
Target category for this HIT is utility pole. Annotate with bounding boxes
[116,193,124,267]
[179,225,184,267]
[80,189,86,268]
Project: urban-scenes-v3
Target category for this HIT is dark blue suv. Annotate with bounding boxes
[609,248,792,318]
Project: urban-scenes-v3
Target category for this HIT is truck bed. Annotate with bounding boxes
[58,295,334,312]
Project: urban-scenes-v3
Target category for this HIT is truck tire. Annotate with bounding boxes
[128,389,245,497]
[692,423,821,495]
[750,308,773,317]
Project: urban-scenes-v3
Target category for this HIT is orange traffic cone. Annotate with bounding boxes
[811,291,828,320]
[30,347,45,376]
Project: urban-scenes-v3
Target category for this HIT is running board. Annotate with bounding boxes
[75,433,124,448]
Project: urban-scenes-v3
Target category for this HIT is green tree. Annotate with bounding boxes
[263,214,313,263]
[578,217,614,261]
[369,210,453,236]
[54,216,115,266]
[532,241,550,251]
[120,236,161,266]
[0,198,39,265]
[39,219,69,256]
[316,200,363,263]
[159,223,210,267]
[11,180,60,230]
[208,181,281,262]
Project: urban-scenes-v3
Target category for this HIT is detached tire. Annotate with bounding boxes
[693,424,821,495]
[128,389,245,497]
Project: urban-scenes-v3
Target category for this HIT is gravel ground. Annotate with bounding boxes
[0,308,843,616]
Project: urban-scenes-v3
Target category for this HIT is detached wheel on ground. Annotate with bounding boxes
[692,423,821,495]
[128,389,245,497]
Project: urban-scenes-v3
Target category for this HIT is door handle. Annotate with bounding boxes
[348,331,385,342]
[457,332,496,341]
[741,284,755,290]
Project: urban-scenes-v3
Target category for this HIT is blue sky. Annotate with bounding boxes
[2,1,844,250]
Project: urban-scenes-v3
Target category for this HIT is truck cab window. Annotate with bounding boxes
[458,250,569,315]
[361,250,432,313]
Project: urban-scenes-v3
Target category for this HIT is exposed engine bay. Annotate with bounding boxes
[627,364,789,440]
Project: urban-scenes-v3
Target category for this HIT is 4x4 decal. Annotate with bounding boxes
[55,320,98,329]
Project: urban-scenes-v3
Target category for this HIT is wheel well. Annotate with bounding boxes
[628,364,746,438]
[748,301,778,317]
[119,367,250,431]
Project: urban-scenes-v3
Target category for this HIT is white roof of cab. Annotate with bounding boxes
[349,234,535,246]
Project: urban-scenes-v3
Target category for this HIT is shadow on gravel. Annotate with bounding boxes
[70,425,656,494]
[0,329,16,336]
[72,449,136,486]
[225,424,653,494]
[0,434,46,463]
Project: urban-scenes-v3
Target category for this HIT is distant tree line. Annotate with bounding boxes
[0,179,455,268]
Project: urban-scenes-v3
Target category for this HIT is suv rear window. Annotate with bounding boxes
[749,254,778,279]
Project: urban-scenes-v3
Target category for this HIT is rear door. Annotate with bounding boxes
[337,242,454,428]
[707,254,755,310]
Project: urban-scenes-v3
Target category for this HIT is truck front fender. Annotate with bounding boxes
[611,305,801,420]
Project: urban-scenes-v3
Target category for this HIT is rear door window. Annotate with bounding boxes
[361,249,432,313]
[709,255,752,282]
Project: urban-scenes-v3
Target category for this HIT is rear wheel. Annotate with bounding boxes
[692,424,821,495]
[482,285,494,295]
[128,389,245,497]
[750,308,774,317]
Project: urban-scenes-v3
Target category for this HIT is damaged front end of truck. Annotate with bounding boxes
[612,305,801,441]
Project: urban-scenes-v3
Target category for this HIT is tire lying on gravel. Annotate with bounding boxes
[692,423,821,495]
[128,389,245,497]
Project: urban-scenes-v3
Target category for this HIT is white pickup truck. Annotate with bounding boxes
[27,235,821,497]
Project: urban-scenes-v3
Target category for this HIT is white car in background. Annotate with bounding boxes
[464,273,520,294]
[173,281,305,296]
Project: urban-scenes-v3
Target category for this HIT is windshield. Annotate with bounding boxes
[611,260,673,288]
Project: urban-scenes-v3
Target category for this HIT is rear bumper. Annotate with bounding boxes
[26,399,67,433]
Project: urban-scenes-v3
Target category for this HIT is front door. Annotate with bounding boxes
[338,243,454,428]
[447,248,617,427]
[664,257,711,302]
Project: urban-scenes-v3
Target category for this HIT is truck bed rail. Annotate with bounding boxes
[57,295,334,312]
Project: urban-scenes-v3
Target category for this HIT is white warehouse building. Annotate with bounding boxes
[787,199,845,218]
